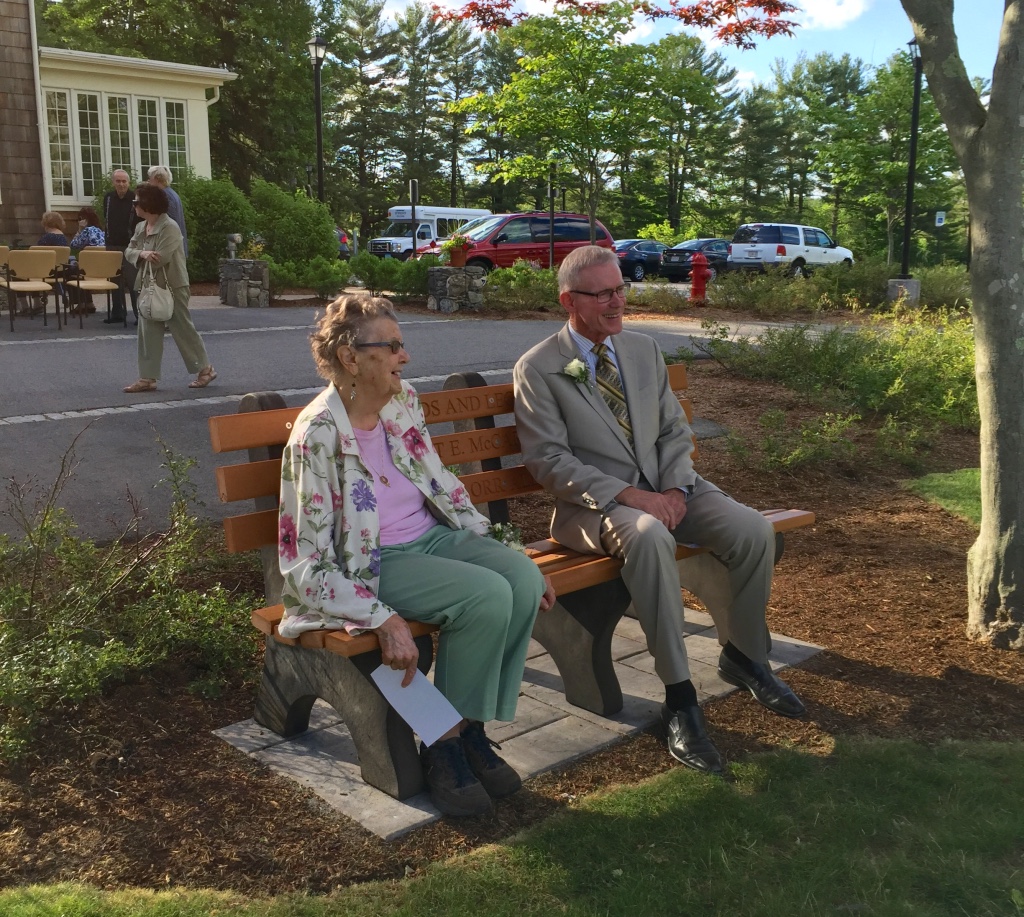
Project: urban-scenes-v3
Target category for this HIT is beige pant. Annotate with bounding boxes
[136,285,210,381]
[600,475,775,685]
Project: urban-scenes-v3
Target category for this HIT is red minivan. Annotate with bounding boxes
[417,212,614,271]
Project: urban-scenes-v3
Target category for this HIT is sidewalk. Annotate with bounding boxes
[215,610,821,840]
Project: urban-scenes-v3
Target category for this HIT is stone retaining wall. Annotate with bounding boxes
[219,259,270,308]
[426,266,486,313]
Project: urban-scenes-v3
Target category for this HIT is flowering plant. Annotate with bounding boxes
[562,357,590,387]
[439,231,472,254]
[489,522,526,553]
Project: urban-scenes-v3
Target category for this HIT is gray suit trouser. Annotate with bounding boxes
[600,475,775,685]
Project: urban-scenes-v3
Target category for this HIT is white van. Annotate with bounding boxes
[369,205,492,260]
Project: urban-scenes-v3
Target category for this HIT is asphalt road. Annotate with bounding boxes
[1,293,730,542]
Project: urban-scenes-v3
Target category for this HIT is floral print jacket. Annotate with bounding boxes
[278,381,491,636]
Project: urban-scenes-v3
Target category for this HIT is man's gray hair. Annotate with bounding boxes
[148,165,173,185]
[558,245,620,293]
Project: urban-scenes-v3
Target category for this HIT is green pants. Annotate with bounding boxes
[136,285,210,380]
[378,526,543,723]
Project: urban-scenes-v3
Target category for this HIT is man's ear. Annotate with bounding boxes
[558,290,575,314]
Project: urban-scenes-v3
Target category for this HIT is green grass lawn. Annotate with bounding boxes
[4,737,1022,917]
[904,468,981,526]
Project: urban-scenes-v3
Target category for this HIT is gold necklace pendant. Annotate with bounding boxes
[379,473,390,487]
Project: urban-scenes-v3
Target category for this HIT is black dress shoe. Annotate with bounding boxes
[718,652,806,718]
[660,703,724,775]
[103,316,125,324]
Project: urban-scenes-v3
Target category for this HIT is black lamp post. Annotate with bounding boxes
[304,163,313,197]
[306,35,329,203]
[547,149,561,268]
[899,39,923,279]
[561,186,567,212]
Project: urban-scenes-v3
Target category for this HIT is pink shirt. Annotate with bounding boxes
[352,422,437,546]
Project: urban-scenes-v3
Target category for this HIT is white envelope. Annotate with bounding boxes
[370,665,463,747]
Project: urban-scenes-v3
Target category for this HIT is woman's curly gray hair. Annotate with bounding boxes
[310,294,398,384]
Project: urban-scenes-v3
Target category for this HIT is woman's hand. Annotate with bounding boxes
[539,575,556,612]
[138,250,162,264]
[375,614,419,687]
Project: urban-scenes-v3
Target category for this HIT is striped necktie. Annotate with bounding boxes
[592,343,633,447]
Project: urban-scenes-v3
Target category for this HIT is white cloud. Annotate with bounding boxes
[796,0,870,32]
[729,69,759,92]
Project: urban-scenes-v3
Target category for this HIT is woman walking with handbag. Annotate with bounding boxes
[122,182,216,394]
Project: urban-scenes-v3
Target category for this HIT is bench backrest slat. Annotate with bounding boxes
[458,465,543,504]
[208,362,692,552]
[216,458,280,503]
[420,384,516,423]
[210,407,300,454]
[433,425,522,466]
[224,509,278,553]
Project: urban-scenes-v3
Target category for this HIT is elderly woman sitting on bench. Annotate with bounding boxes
[278,295,554,817]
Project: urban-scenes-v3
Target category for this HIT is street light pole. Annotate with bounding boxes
[899,39,923,279]
[548,161,556,268]
[547,149,561,268]
[306,35,329,203]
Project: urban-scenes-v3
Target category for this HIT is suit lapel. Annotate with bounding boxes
[616,335,648,455]
[557,325,634,454]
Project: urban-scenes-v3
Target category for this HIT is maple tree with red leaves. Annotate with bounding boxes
[437,0,796,48]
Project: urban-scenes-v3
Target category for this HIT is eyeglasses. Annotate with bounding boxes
[569,283,630,304]
[353,339,405,354]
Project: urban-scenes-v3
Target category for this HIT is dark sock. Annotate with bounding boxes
[665,679,698,711]
[722,641,756,672]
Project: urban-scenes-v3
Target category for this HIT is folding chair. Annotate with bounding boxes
[30,245,73,319]
[0,247,8,316]
[1,249,59,332]
[64,249,126,329]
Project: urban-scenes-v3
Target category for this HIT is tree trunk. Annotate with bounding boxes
[899,0,1024,649]
[963,159,1024,649]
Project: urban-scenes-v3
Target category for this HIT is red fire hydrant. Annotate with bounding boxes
[689,251,711,306]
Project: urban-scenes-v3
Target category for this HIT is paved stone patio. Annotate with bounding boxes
[215,610,821,840]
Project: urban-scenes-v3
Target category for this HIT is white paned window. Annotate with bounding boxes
[45,90,74,197]
[108,96,132,172]
[165,101,188,174]
[137,98,160,173]
[77,93,103,197]
[41,89,191,202]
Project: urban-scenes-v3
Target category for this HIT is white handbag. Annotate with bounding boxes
[138,260,174,322]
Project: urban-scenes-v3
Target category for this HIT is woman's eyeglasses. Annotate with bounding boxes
[569,283,630,304]
[353,339,405,354]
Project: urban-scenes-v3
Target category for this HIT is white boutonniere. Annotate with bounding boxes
[489,522,526,553]
[562,357,590,387]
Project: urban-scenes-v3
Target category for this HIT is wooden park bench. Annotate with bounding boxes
[207,363,815,800]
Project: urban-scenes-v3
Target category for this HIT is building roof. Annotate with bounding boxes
[39,47,239,87]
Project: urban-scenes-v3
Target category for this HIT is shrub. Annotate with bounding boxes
[707,257,971,314]
[699,310,977,431]
[916,262,972,310]
[299,255,348,301]
[0,442,260,760]
[348,252,403,296]
[390,254,441,301]
[484,260,559,311]
[174,175,257,282]
[627,278,689,313]
[708,266,831,315]
[250,180,336,266]
[758,410,860,470]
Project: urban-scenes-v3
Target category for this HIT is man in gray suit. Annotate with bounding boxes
[513,245,805,774]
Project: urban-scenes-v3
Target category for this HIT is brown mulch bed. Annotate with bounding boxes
[2,362,1018,897]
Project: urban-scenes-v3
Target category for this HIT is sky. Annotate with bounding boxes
[704,0,1004,89]
[439,0,1006,90]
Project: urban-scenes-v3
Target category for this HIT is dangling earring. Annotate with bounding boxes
[349,378,356,402]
